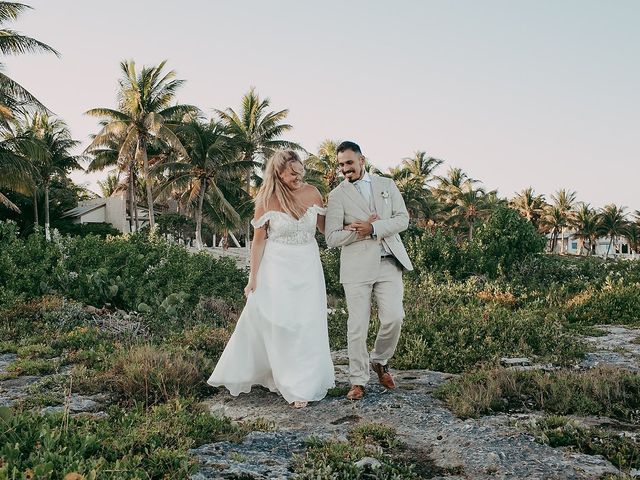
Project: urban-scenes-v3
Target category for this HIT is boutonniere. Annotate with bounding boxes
[381,191,390,205]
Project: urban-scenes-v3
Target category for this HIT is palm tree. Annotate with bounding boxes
[398,151,443,186]
[447,183,494,240]
[0,132,34,212]
[304,139,340,198]
[98,172,120,198]
[202,180,253,250]
[86,60,197,231]
[433,167,478,205]
[625,222,640,255]
[540,205,564,252]
[598,204,628,258]
[551,189,577,254]
[158,120,252,249]
[0,2,58,127]
[571,203,600,255]
[0,2,57,210]
[17,114,82,239]
[510,187,546,230]
[216,87,301,248]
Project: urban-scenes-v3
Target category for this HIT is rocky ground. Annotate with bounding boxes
[3,325,640,479]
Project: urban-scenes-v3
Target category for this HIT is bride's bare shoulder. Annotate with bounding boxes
[300,184,323,205]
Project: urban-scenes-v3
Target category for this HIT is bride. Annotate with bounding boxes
[207,149,335,408]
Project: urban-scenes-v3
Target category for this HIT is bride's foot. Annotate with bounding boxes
[292,401,308,409]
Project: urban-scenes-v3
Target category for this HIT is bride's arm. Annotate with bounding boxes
[245,208,268,297]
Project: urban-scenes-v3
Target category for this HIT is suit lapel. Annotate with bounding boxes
[370,175,385,216]
[341,180,371,216]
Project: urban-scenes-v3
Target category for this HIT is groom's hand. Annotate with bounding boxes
[346,214,378,239]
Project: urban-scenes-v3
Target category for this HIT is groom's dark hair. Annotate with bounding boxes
[336,141,362,155]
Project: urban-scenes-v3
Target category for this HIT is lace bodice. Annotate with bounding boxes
[251,205,325,245]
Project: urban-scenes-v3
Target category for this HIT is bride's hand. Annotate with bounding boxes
[244,279,257,297]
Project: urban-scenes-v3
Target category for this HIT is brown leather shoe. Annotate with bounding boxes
[371,362,396,389]
[346,384,365,400]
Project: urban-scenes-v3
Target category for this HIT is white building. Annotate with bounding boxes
[549,230,638,258]
[61,193,155,233]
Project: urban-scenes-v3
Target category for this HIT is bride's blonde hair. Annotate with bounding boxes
[255,149,306,219]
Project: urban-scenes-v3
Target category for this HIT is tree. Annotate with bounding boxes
[398,151,443,187]
[0,1,57,127]
[86,60,196,230]
[447,183,495,241]
[98,172,120,198]
[433,167,478,205]
[216,87,300,248]
[158,120,251,249]
[0,132,35,212]
[0,1,57,210]
[571,203,600,255]
[17,114,82,239]
[540,205,564,252]
[551,189,577,254]
[510,187,546,231]
[304,139,340,198]
[598,204,628,258]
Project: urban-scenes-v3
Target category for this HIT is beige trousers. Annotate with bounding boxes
[342,257,405,385]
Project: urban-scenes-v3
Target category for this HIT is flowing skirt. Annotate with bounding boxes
[207,239,335,403]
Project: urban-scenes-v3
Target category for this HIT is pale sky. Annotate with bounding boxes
[6,0,640,211]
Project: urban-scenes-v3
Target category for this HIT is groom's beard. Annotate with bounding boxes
[345,170,364,183]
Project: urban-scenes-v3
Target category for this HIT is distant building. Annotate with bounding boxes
[548,230,638,258]
[61,192,157,233]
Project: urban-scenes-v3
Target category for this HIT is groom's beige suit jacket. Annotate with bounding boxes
[325,174,413,282]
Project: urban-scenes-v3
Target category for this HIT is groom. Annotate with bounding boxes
[326,141,413,401]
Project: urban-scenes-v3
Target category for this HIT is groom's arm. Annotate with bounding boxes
[325,190,359,248]
[371,179,410,239]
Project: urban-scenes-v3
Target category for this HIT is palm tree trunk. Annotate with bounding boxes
[223,227,229,251]
[606,237,613,258]
[44,183,50,241]
[33,190,39,228]
[195,178,206,250]
[128,167,134,232]
[245,169,251,252]
[137,137,155,230]
[560,227,565,254]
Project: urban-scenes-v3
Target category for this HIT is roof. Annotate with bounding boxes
[61,199,107,218]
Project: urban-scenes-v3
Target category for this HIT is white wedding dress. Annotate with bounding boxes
[207,205,335,403]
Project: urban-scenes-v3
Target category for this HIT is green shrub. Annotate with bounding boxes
[566,282,640,325]
[320,246,342,298]
[167,324,231,361]
[0,223,247,328]
[51,221,121,238]
[436,367,640,421]
[0,399,261,479]
[106,344,213,406]
[525,416,640,470]
[405,229,471,280]
[293,424,418,479]
[474,206,546,277]
[392,277,583,373]
[405,208,545,280]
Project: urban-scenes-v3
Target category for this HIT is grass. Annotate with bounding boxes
[435,366,640,422]
[292,423,458,479]
[106,344,213,406]
[524,415,640,471]
[0,357,59,379]
[392,277,585,373]
[0,398,272,479]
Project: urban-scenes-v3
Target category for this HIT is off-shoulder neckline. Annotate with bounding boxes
[251,204,325,227]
